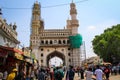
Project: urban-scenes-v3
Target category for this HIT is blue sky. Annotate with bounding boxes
[0,0,120,58]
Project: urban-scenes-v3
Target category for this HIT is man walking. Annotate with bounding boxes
[85,67,93,80]
[94,65,104,80]
[66,65,75,80]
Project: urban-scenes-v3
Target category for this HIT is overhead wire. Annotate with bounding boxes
[42,0,89,8]
[1,0,90,10]
[0,0,90,33]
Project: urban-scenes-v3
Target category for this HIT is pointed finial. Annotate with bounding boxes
[64,26,65,29]
[35,0,38,4]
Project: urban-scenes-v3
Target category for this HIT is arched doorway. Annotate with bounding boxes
[50,57,62,67]
[47,51,65,67]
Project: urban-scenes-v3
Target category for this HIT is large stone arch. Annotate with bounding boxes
[46,51,65,67]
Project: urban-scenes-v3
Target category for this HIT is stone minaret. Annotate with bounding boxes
[67,1,80,66]
[30,1,44,63]
[31,1,44,35]
[70,1,79,35]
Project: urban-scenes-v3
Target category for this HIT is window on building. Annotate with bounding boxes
[63,40,65,44]
[46,40,48,44]
[50,40,53,44]
[41,60,43,63]
[68,53,71,56]
[41,40,44,44]
[68,48,70,50]
[67,40,70,44]
[58,40,61,44]
[41,53,43,57]
[41,48,43,51]
[69,59,71,62]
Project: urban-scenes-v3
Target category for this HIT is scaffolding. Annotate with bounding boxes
[80,41,86,66]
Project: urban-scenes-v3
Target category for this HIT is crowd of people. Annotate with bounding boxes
[0,63,120,80]
[0,65,74,80]
[76,64,120,80]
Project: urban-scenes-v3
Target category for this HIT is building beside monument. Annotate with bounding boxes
[30,1,82,67]
[0,10,19,47]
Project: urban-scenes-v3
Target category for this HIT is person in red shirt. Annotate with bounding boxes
[104,66,110,80]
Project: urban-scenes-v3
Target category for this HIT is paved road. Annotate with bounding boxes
[62,73,120,80]
[109,75,120,80]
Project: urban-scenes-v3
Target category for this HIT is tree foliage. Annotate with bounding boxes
[92,24,120,64]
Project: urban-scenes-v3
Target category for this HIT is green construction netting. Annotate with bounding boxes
[69,34,82,48]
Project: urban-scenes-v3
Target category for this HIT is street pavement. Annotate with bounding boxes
[62,73,120,80]
[109,75,120,80]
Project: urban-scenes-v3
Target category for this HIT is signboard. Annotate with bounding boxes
[15,53,23,60]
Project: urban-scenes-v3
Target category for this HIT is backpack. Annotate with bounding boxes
[56,70,61,78]
[38,72,45,80]
[69,69,74,77]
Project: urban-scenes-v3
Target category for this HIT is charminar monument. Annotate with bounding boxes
[30,1,82,67]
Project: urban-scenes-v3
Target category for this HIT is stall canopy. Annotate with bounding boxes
[0,45,12,57]
[13,48,24,55]
[0,48,7,57]
[0,45,24,58]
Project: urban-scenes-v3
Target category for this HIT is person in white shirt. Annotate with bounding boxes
[3,70,8,80]
[0,72,3,80]
[95,65,104,80]
[85,67,93,80]
[30,70,35,80]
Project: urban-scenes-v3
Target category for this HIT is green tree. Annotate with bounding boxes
[92,24,120,64]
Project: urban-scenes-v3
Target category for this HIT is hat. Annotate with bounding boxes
[12,69,18,72]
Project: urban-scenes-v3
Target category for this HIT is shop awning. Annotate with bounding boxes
[13,48,24,55]
[0,45,24,59]
[0,48,8,57]
[0,45,12,57]
[0,45,24,54]
[0,45,13,51]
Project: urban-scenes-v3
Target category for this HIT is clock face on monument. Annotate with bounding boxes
[54,40,57,44]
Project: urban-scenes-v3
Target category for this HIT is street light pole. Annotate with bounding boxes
[83,41,87,63]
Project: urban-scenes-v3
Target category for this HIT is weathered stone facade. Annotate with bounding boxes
[0,15,19,47]
[30,1,81,67]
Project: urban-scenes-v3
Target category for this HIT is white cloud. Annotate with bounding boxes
[87,25,96,31]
